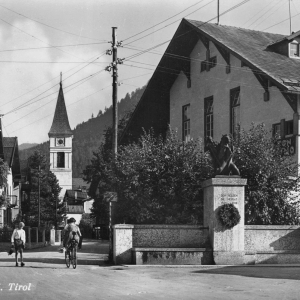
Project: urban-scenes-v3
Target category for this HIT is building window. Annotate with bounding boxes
[200,61,206,72]
[57,152,65,168]
[209,56,217,69]
[182,105,191,142]
[187,78,191,88]
[290,43,299,57]
[230,87,241,136]
[285,120,294,136]
[204,96,213,138]
[272,123,281,139]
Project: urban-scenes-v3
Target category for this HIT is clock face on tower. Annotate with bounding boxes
[56,138,65,146]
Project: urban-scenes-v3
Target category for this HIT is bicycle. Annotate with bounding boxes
[65,232,78,269]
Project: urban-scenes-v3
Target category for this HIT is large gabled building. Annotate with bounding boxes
[121,19,300,162]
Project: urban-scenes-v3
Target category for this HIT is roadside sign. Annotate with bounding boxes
[104,191,118,202]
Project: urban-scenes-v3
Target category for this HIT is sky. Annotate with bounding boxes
[0,0,299,145]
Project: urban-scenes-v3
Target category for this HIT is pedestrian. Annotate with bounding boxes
[11,222,26,267]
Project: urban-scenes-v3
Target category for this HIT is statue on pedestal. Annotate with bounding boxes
[205,134,240,176]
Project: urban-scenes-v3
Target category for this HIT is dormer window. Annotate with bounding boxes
[289,42,299,57]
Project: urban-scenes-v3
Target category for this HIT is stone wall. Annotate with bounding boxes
[113,224,209,264]
[245,225,300,252]
[133,225,209,248]
[244,225,300,264]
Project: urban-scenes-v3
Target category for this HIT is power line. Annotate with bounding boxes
[121,61,288,94]
[0,16,86,62]
[5,69,105,127]
[247,0,281,28]
[8,85,111,135]
[240,0,274,27]
[251,1,286,30]
[123,0,207,42]
[123,0,215,46]
[0,4,106,42]
[0,60,108,64]
[262,10,300,31]
[5,67,105,116]
[0,52,105,109]
[124,0,252,61]
[0,42,108,53]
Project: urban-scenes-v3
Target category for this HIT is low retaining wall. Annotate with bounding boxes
[113,224,210,264]
[244,225,300,264]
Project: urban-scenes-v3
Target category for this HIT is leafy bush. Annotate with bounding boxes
[79,214,96,238]
[234,123,300,225]
[218,203,241,228]
[85,128,213,225]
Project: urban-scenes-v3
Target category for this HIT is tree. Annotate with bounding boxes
[23,151,63,227]
[0,159,9,208]
[114,129,213,224]
[84,127,213,225]
[79,213,96,238]
[233,123,300,225]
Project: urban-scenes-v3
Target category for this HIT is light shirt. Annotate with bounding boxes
[11,229,26,244]
[64,223,81,237]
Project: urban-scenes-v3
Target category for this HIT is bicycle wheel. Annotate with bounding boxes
[72,246,77,269]
[65,249,70,268]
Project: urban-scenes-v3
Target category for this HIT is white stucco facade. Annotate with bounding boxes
[170,39,295,144]
[49,136,73,199]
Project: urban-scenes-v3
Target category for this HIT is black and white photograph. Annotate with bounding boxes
[0,0,300,299]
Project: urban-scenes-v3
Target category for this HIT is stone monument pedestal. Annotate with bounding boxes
[202,176,247,265]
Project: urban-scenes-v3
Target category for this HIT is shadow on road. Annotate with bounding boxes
[192,266,300,280]
[0,239,109,266]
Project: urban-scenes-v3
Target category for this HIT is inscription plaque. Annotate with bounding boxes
[220,193,238,205]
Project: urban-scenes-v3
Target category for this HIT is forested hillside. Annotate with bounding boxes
[19,85,146,177]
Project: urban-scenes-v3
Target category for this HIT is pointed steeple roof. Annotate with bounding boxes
[48,79,73,137]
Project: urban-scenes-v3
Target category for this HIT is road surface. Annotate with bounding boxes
[0,239,299,300]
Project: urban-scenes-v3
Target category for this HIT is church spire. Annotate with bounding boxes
[48,74,72,137]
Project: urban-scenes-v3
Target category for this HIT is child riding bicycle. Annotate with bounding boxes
[62,218,82,251]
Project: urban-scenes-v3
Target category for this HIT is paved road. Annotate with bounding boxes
[0,240,300,300]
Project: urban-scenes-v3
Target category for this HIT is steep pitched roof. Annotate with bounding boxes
[268,29,300,47]
[3,137,21,181]
[185,19,300,92]
[48,83,73,137]
[65,190,88,200]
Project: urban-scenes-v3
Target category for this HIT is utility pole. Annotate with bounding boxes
[112,27,118,159]
[217,0,220,25]
[38,164,40,228]
[289,0,292,34]
[105,27,123,262]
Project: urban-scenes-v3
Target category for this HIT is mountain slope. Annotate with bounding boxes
[19,143,38,151]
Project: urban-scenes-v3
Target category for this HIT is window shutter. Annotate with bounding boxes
[206,50,210,71]
[263,91,269,102]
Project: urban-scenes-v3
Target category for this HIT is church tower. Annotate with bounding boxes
[48,76,73,199]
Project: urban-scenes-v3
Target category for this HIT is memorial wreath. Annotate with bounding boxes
[218,203,241,229]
